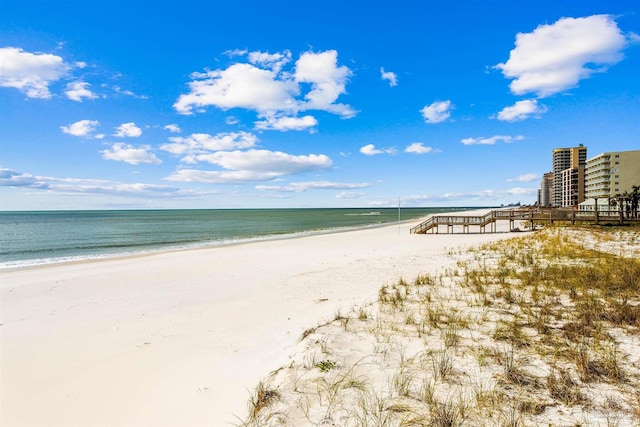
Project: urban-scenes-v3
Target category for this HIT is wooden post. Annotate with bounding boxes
[529,210,533,230]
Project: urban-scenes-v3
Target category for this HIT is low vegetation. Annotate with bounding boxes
[238,226,640,426]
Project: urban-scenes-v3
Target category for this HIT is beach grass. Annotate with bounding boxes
[237,226,640,426]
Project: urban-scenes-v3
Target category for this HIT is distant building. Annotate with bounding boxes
[539,172,553,207]
[560,165,585,208]
[552,145,587,207]
[584,150,640,200]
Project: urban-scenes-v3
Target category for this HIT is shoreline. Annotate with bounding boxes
[1,209,517,426]
[0,209,457,272]
[0,218,422,272]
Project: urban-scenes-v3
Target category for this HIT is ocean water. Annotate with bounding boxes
[0,207,471,269]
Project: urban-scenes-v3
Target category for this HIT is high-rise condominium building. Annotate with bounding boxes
[539,172,554,207]
[552,145,587,207]
[585,150,640,199]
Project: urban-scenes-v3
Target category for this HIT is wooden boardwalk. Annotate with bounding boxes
[410,207,640,234]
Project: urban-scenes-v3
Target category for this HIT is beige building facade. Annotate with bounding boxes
[585,150,640,199]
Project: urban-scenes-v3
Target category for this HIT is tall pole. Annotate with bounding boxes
[398,196,401,235]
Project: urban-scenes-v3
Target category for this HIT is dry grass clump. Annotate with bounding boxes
[237,227,640,426]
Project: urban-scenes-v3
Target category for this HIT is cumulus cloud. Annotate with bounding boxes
[65,81,97,102]
[114,122,142,138]
[101,143,161,165]
[461,135,524,145]
[164,124,181,133]
[405,142,436,154]
[254,115,318,131]
[496,99,547,122]
[196,149,331,172]
[160,131,258,162]
[0,47,71,99]
[174,49,355,126]
[420,100,453,124]
[294,50,355,118]
[496,15,629,97]
[166,149,332,184]
[174,63,297,115]
[380,67,398,87]
[255,181,370,193]
[360,144,397,156]
[61,119,100,137]
[508,173,539,182]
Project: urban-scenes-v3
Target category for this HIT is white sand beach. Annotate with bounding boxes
[1,210,517,427]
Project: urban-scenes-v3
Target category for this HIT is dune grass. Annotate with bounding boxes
[237,226,640,426]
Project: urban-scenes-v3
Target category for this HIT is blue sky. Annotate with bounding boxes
[1,1,639,210]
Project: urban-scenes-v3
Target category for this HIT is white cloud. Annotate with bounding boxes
[224,48,248,57]
[114,122,142,138]
[160,131,258,161]
[0,47,70,99]
[254,115,318,131]
[496,15,628,97]
[405,142,435,154]
[401,187,538,204]
[461,135,524,145]
[165,169,263,183]
[112,85,148,99]
[197,149,331,172]
[101,143,161,165]
[380,67,398,87]
[61,119,100,137]
[174,49,355,123]
[248,50,292,72]
[508,173,539,182]
[0,168,207,199]
[166,149,332,184]
[420,100,453,124]
[295,50,355,118]
[336,191,366,199]
[164,124,181,133]
[496,99,547,122]
[255,181,370,193]
[65,81,97,102]
[174,63,298,115]
[0,168,48,188]
[360,144,397,156]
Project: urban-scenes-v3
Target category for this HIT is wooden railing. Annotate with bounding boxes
[410,207,639,234]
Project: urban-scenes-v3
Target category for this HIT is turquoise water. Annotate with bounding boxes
[0,207,472,269]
